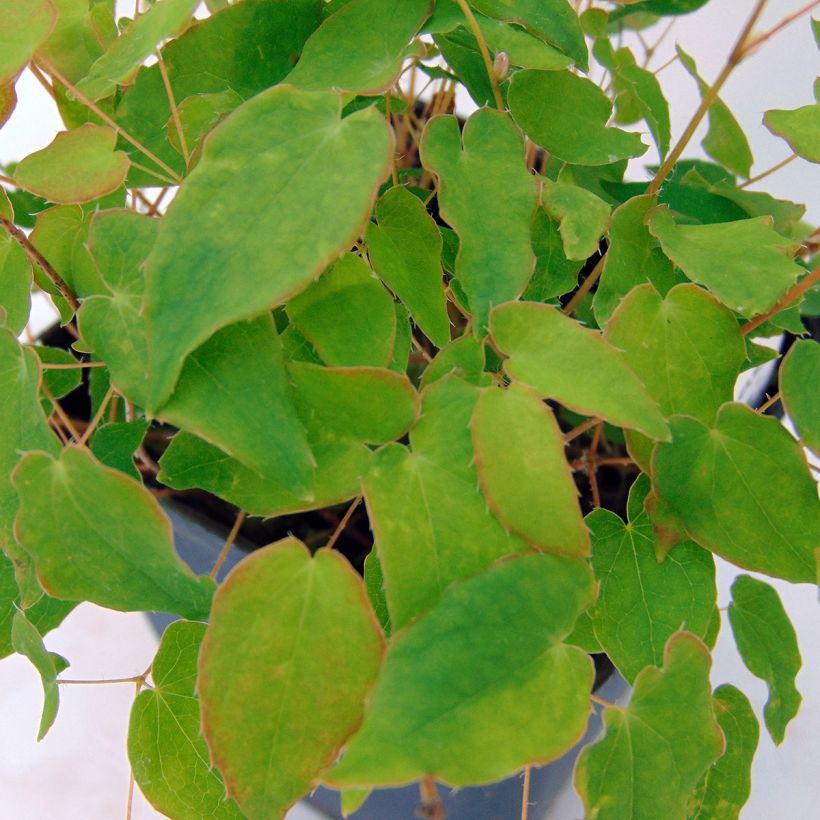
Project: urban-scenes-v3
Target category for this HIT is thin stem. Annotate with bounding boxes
[385,92,399,187]
[647,0,769,197]
[36,55,183,185]
[739,153,797,188]
[0,172,16,187]
[41,382,81,441]
[419,776,445,820]
[209,509,246,580]
[156,49,190,168]
[78,385,115,446]
[741,263,820,336]
[453,0,504,110]
[128,158,177,186]
[652,52,680,76]
[563,254,605,315]
[742,0,820,55]
[412,334,434,363]
[564,417,600,444]
[756,391,782,414]
[591,693,614,708]
[0,213,79,312]
[58,676,143,685]
[325,496,362,551]
[41,360,107,370]
[27,62,59,104]
[588,423,603,509]
[521,766,532,820]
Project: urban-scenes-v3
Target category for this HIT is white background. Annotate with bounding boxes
[0,1,817,818]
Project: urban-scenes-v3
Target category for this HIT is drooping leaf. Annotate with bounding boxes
[328,552,595,787]
[75,0,200,100]
[419,334,488,388]
[652,404,820,584]
[490,301,669,440]
[115,0,323,183]
[286,254,396,368]
[613,62,671,159]
[89,420,149,481]
[524,208,583,301]
[287,0,431,94]
[14,125,129,205]
[287,362,419,445]
[363,377,528,630]
[471,381,589,555]
[11,610,68,741]
[575,632,724,820]
[128,620,242,819]
[420,109,536,334]
[433,27,497,107]
[677,47,753,178]
[780,339,819,453]
[509,70,648,165]
[728,575,802,744]
[541,178,610,261]
[0,225,32,334]
[470,0,588,69]
[199,539,384,819]
[143,86,391,410]
[605,283,746,470]
[13,447,214,619]
[648,206,803,317]
[764,86,820,163]
[0,0,56,85]
[159,315,314,491]
[688,684,759,820]
[585,501,716,683]
[365,187,451,347]
[593,195,676,325]
[475,14,574,71]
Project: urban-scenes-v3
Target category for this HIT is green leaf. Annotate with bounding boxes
[0,228,32,335]
[363,377,528,630]
[419,334,488,389]
[652,404,820,583]
[199,539,384,818]
[764,90,820,163]
[509,70,648,166]
[542,178,610,261]
[365,187,451,347]
[363,550,390,636]
[605,283,746,470]
[11,610,67,741]
[115,0,323,184]
[471,382,589,555]
[288,362,419,445]
[593,195,676,325]
[159,315,314,492]
[575,632,724,820]
[420,110,536,334]
[287,0,431,93]
[14,125,129,205]
[0,0,56,85]
[613,63,671,159]
[610,0,709,18]
[328,552,595,786]
[648,206,803,317]
[76,0,199,100]
[89,420,149,481]
[688,684,759,820]
[470,0,588,69]
[490,302,669,440]
[286,254,396,368]
[728,575,802,744]
[128,621,242,819]
[13,447,214,618]
[524,208,583,301]
[143,86,391,410]
[341,788,371,817]
[476,14,574,71]
[677,47,753,178]
[780,339,820,453]
[586,504,716,683]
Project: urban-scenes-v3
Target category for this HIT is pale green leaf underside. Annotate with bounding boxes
[13,448,214,619]
[328,552,595,787]
[764,96,820,163]
[652,404,820,583]
[728,575,802,744]
[490,301,669,440]
[575,632,724,820]
[199,539,384,819]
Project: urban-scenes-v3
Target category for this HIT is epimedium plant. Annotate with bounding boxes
[0,0,818,818]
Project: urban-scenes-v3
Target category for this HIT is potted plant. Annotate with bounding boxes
[1,0,818,818]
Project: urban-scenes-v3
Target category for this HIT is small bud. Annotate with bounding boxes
[493,52,510,82]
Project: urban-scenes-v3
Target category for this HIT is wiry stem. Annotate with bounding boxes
[453,0,504,110]
[741,263,820,336]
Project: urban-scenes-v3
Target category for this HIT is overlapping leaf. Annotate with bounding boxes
[780,339,819,452]
[0,0,55,85]
[328,552,595,787]
[541,178,610,261]
[764,83,820,163]
[199,539,384,819]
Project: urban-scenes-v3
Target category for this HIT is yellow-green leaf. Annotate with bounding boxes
[541,178,610,261]
[780,339,819,453]
[0,0,56,85]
